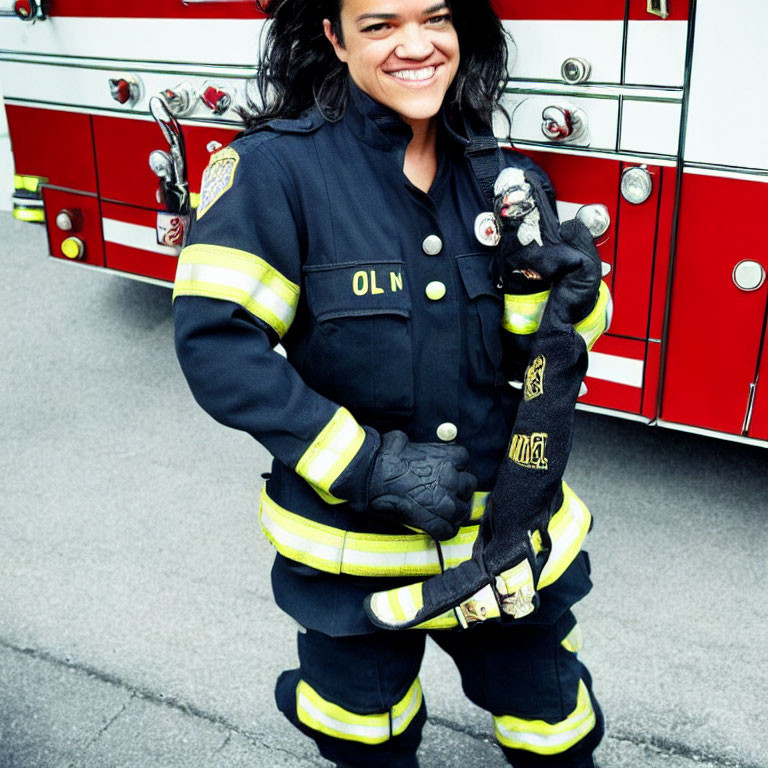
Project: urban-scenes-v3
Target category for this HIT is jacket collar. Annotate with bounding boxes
[344,77,471,152]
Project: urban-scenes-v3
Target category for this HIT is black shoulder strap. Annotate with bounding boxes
[464,135,505,210]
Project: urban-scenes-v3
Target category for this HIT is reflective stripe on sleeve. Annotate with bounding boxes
[502,290,549,335]
[296,678,423,745]
[502,281,612,350]
[573,281,612,351]
[494,679,596,755]
[295,407,366,505]
[537,482,591,589]
[172,243,299,339]
[258,484,589,582]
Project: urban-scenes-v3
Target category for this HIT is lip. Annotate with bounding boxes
[383,63,442,89]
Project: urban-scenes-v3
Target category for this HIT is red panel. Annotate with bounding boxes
[48,0,264,18]
[641,340,661,419]
[609,163,662,339]
[42,187,105,267]
[496,1,624,20]
[92,115,239,208]
[648,166,677,341]
[6,106,97,193]
[513,149,620,288]
[662,174,768,434]
[628,0,690,21]
[101,202,178,282]
[580,334,645,414]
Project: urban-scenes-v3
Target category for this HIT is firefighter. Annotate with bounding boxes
[173,1,609,765]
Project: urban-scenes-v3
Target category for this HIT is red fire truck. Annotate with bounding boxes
[2,0,767,446]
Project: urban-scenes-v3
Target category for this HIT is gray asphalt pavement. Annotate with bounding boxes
[1,211,766,768]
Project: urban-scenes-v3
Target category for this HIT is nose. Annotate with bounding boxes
[395,22,434,60]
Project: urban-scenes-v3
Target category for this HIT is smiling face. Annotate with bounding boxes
[323,0,460,131]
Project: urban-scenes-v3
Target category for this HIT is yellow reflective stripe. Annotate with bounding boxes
[297,680,390,744]
[260,488,346,573]
[502,282,612,350]
[470,491,490,521]
[296,678,422,745]
[574,281,612,351]
[295,407,366,505]
[13,206,45,223]
[14,174,44,193]
[415,609,460,631]
[537,482,591,589]
[172,243,299,339]
[391,679,423,736]
[502,290,549,335]
[367,582,424,628]
[440,525,479,569]
[494,679,596,755]
[259,486,587,582]
[259,488,446,577]
[561,623,584,653]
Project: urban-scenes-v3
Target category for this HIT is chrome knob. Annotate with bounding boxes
[161,82,196,118]
[541,106,589,144]
[109,75,141,106]
[575,204,611,239]
[55,208,83,232]
[621,166,653,204]
[561,57,591,85]
[199,84,233,115]
[732,261,766,292]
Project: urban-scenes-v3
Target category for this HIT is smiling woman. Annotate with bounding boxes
[174,1,605,766]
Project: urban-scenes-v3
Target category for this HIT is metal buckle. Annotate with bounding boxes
[455,585,501,629]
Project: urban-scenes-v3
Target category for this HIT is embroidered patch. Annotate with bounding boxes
[524,355,546,401]
[197,146,239,220]
[509,432,549,470]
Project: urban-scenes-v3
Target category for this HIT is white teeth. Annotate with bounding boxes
[390,66,436,82]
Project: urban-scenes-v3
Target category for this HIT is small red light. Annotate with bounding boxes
[109,78,132,105]
[200,86,232,115]
[15,0,33,18]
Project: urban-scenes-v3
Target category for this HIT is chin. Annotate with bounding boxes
[392,97,445,123]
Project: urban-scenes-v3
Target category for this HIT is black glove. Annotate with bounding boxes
[364,170,595,631]
[495,167,602,324]
[367,431,477,541]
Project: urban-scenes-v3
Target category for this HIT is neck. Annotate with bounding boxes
[402,117,439,193]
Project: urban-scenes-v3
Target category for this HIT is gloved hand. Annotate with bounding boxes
[367,431,477,541]
[364,169,596,631]
[494,166,602,325]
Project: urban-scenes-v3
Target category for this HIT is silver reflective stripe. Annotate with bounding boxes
[175,261,296,331]
[297,691,390,742]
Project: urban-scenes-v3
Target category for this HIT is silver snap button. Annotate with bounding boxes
[422,235,443,256]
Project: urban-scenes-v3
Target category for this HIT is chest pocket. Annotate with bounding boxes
[303,261,414,414]
[456,254,504,387]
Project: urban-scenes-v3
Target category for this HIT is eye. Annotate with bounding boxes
[361,21,393,34]
[425,13,452,27]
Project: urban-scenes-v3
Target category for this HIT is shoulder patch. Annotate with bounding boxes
[197,146,240,220]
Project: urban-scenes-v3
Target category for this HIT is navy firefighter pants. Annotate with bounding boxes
[275,552,604,768]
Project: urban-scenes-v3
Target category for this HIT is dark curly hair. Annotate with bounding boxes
[243,0,510,132]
